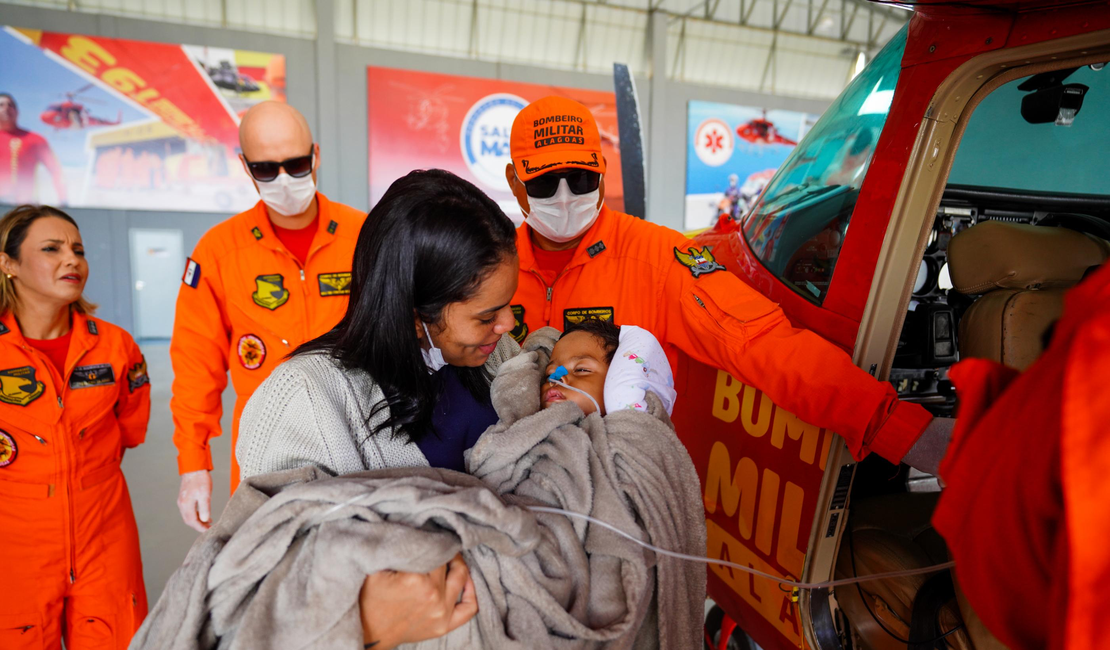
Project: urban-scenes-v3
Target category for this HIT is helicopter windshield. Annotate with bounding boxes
[741,25,907,304]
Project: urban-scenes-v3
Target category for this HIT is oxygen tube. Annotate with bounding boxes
[546,365,601,415]
[541,365,954,590]
[316,367,955,591]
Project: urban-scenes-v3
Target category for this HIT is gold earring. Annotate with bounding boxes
[4,274,10,279]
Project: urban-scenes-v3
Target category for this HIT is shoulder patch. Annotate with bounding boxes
[70,363,115,390]
[237,334,266,370]
[127,358,150,393]
[510,305,529,344]
[86,319,98,335]
[0,429,17,468]
[317,272,352,297]
[674,245,726,278]
[587,241,606,258]
[182,258,201,289]
[251,226,264,240]
[0,321,8,335]
[327,220,338,234]
[0,366,46,406]
[563,307,615,331]
[252,274,289,310]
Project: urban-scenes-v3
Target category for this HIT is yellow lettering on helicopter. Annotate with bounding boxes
[704,442,806,578]
[711,369,835,470]
[706,520,803,646]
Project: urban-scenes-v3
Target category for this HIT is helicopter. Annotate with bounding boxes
[39,84,122,130]
[207,60,261,94]
[735,109,798,147]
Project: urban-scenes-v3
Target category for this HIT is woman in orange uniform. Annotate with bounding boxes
[0,205,150,649]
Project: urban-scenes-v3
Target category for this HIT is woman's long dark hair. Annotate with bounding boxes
[296,169,517,443]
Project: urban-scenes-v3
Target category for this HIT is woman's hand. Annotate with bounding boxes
[359,553,478,650]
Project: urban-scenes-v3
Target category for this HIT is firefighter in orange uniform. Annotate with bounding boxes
[0,205,150,649]
[505,96,941,466]
[932,262,1110,650]
[172,102,364,531]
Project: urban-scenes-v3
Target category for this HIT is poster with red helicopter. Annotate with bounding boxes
[685,100,818,231]
[0,25,285,213]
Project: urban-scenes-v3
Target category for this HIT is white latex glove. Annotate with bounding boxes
[177,469,213,532]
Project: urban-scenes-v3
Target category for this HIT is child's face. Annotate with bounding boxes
[542,331,610,416]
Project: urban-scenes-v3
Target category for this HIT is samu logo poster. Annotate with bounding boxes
[366,66,627,225]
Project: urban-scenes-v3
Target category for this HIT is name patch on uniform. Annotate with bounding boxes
[510,305,529,344]
[563,307,615,331]
[587,241,606,258]
[238,334,266,370]
[674,246,726,278]
[251,227,264,240]
[70,363,115,390]
[127,358,150,393]
[252,274,289,310]
[0,366,45,407]
[182,258,201,289]
[327,220,338,234]
[0,429,16,468]
[318,272,352,297]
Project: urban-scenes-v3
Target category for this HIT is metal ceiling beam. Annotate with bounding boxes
[843,0,909,25]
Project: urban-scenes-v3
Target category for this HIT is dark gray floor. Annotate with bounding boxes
[121,342,234,606]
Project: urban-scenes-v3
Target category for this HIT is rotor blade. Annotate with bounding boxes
[613,63,646,220]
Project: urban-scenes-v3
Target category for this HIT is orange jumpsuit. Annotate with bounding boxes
[932,262,1110,650]
[170,194,364,489]
[0,310,150,650]
[511,206,931,463]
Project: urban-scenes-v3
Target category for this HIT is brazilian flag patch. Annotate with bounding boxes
[317,272,352,297]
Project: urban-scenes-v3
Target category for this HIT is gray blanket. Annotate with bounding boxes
[132,328,705,649]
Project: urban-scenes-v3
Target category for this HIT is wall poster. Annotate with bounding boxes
[685,100,819,231]
[1,26,285,212]
[368,66,624,225]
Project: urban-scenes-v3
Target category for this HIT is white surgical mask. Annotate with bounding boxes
[420,321,448,372]
[257,171,316,217]
[524,177,603,243]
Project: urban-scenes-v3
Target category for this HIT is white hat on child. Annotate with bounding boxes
[603,325,677,416]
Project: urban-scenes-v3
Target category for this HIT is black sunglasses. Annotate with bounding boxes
[523,168,600,199]
[243,147,315,182]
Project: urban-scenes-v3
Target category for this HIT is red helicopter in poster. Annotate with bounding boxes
[40,84,122,130]
[735,110,797,146]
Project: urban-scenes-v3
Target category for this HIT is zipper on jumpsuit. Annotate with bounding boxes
[59,347,87,584]
[25,343,84,584]
[283,233,328,350]
[530,270,557,323]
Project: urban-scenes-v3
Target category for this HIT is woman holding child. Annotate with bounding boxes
[236,169,520,649]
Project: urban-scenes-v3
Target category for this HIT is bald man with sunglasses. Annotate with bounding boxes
[171,102,365,531]
[506,96,952,473]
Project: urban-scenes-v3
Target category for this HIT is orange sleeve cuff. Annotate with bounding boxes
[863,400,933,464]
[176,442,214,474]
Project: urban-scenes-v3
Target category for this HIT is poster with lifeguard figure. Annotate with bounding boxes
[0,25,285,213]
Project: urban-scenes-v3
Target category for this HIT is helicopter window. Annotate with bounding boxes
[741,25,907,305]
[949,63,1110,197]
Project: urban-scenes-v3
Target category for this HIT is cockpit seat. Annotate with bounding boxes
[948,220,1109,370]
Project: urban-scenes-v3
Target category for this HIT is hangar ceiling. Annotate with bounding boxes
[4,0,908,99]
